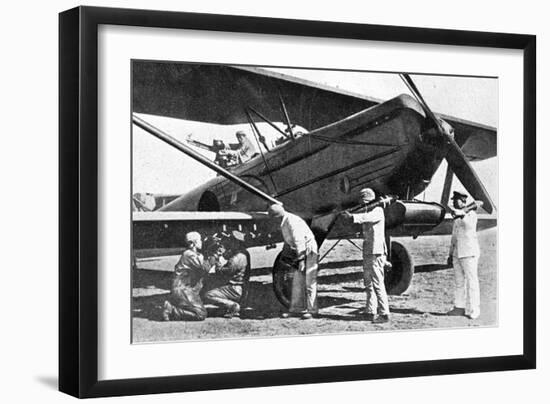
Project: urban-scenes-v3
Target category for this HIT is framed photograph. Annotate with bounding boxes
[59,6,536,398]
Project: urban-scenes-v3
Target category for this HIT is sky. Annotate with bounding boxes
[132,67,498,207]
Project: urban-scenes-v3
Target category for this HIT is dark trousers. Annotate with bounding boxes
[204,284,242,310]
[169,275,207,321]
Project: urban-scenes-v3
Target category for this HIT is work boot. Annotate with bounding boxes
[373,314,390,324]
[446,307,466,316]
[281,312,303,318]
[224,303,240,319]
[364,313,376,322]
[466,311,480,320]
[162,300,173,321]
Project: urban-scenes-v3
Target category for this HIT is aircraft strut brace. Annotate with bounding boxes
[132,114,282,207]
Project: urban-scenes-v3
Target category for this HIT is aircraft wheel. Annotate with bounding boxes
[385,241,414,295]
[272,251,293,308]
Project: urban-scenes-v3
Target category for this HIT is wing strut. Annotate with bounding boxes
[278,91,295,139]
[133,115,282,206]
[247,106,290,140]
[245,109,279,193]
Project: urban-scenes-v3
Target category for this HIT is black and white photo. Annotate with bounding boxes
[131,61,498,342]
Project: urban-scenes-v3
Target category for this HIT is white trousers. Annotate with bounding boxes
[289,250,319,314]
[453,255,480,318]
[363,254,390,315]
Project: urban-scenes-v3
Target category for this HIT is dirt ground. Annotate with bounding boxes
[132,228,497,343]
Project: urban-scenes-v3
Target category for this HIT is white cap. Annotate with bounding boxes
[359,188,376,202]
[185,231,202,246]
[267,203,286,217]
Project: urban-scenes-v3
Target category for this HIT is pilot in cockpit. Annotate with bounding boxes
[216,130,259,166]
[234,131,259,162]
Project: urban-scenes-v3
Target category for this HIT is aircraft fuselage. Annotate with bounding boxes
[161,94,447,218]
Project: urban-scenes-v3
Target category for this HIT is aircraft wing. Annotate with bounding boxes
[438,114,497,161]
[133,62,380,131]
[133,62,496,161]
[133,211,281,258]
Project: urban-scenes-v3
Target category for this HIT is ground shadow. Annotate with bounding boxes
[132,293,169,321]
[389,307,450,317]
[317,271,363,285]
[133,275,356,321]
[390,307,427,316]
[35,375,58,390]
[317,313,363,321]
[252,259,363,277]
[133,268,172,291]
[342,285,364,292]
[414,263,451,273]
[131,261,445,322]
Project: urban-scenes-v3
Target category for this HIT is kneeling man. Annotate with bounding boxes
[204,235,250,318]
[162,232,218,321]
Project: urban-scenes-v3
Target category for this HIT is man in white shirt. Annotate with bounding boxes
[268,204,319,319]
[447,191,482,319]
[341,188,390,323]
[235,131,259,162]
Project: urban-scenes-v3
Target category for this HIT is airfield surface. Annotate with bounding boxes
[132,229,497,343]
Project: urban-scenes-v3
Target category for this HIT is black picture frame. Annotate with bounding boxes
[59,5,536,398]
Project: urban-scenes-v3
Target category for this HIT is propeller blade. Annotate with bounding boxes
[445,138,494,213]
[399,74,439,125]
[400,73,495,213]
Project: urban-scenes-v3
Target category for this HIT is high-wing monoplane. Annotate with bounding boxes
[132,62,497,308]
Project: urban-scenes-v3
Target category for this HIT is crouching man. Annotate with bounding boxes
[204,235,250,319]
[162,231,219,321]
[268,204,319,320]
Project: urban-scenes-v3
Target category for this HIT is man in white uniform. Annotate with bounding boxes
[268,204,319,319]
[447,191,482,319]
[341,188,390,323]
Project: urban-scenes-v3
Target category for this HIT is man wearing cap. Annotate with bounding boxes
[235,131,259,162]
[203,233,251,319]
[268,204,319,319]
[341,188,390,323]
[447,191,482,319]
[162,231,220,321]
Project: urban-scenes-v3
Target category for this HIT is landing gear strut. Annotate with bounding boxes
[271,239,415,308]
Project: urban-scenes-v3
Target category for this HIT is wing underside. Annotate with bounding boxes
[133,211,281,257]
[133,62,496,161]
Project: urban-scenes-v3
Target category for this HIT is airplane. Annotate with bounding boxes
[132,62,497,308]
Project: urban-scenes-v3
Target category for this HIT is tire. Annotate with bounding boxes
[385,241,414,295]
[272,251,293,308]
